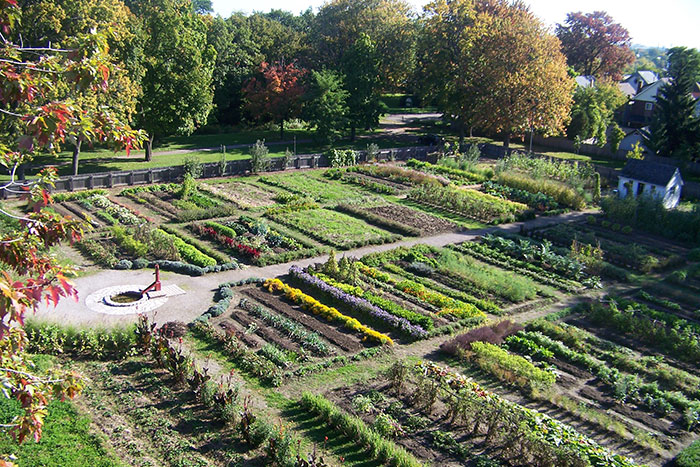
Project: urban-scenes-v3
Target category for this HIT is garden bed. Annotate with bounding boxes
[269,208,401,250]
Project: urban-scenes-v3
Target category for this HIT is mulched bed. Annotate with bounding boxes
[242,287,363,353]
[366,204,457,235]
[578,384,677,435]
[229,306,301,354]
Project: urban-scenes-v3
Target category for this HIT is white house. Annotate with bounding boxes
[617,159,684,208]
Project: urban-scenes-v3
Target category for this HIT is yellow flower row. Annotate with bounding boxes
[264,278,394,346]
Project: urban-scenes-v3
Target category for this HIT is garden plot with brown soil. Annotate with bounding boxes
[74,358,246,467]
[365,204,458,235]
[201,180,279,210]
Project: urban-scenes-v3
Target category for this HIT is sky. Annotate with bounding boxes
[212,0,700,49]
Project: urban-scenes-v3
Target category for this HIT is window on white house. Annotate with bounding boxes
[645,103,653,111]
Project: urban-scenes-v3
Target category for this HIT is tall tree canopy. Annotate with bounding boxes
[556,11,634,81]
[1,0,142,444]
[14,0,143,175]
[567,81,626,147]
[647,47,700,160]
[343,33,384,140]
[205,14,261,126]
[131,0,216,160]
[244,61,306,139]
[419,0,573,147]
[304,69,349,143]
[311,0,416,90]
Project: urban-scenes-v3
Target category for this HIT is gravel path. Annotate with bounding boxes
[32,210,596,328]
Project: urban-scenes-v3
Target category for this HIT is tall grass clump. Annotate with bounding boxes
[497,172,585,210]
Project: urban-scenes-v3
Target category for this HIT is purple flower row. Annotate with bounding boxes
[289,266,428,339]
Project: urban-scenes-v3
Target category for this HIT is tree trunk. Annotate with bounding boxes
[350,126,356,142]
[503,133,511,151]
[72,139,82,176]
[145,134,154,162]
[458,120,465,147]
[280,119,284,140]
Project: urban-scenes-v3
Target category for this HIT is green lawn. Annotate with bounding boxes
[0,356,121,467]
[12,130,417,180]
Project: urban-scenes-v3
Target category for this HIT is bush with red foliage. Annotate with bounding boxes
[440,320,523,356]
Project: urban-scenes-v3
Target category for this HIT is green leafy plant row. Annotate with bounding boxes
[299,392,424,467]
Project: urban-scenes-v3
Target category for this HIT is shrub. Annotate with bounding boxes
[157,227,219,267]
[328,148,357,167]
[132,258,149,269]
[408,184,527,224]
[250,139,270,173]
[440,321,523,355]
[183,155,203,178]
[114,259,133,270]
[25,321,137,359]
[601,196,700,243]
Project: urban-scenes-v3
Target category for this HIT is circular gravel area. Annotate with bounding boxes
[85,285,168,315]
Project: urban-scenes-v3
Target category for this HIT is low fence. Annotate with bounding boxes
[1,146,432,198]
[4,142,698,200]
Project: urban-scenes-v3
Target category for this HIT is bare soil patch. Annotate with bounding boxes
[367,204,457,235]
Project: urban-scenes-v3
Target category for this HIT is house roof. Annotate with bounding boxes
[623,127,650,138]
[633,78,670,103]
[618,82,637,98]
[621,159,680,186]
[575,75,595,88]
[636,71,658,85]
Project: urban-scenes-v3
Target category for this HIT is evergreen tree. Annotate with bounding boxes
[304,69,349,143]
[343,33,384,141]
[647,47,700,160]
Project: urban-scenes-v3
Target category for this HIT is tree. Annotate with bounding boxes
[248,12,309,65]
[0,0,141,445]
[131,0,216,161]
[421,0,573,148]
[415,0,481,143]
[646,47,700,160]
[556,11,635,80]
[311,0,416,90]
[304,70,349,143]
[205,14,261,126]
[343,33,384,141]
[609,122,625,153]
[567,81,626,147]
[243,61,306,140]
[13,0,144,175]
[191,0,212,14]
[626,141,645,160]
[625,46,668,76]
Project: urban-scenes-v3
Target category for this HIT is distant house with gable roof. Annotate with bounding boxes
[623,78,670,127]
